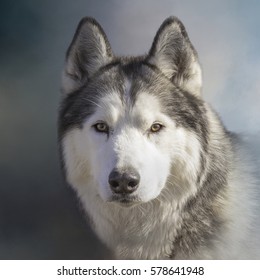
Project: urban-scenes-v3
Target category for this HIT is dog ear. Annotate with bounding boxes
[147,17,202,96]
[62,17,113,94]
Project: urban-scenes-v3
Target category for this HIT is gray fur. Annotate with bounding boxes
[58,16,260,259]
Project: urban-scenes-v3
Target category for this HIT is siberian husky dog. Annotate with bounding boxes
[59,17,260,259]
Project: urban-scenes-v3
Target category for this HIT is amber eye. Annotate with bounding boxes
[150,123,163,133]
[93,122,109,133]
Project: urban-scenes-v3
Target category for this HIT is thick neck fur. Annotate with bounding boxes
[61,16,259,260]
[75,107,247,259]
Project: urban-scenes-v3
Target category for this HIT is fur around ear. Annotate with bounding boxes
[62,17,113,94]
[147,17,202,96]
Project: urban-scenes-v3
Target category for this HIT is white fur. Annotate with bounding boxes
[62,89,260,259]
[60,16,260,259]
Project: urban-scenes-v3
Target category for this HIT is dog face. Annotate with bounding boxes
[59,17,207,207]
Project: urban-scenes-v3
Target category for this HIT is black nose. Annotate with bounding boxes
[108,168,140,194]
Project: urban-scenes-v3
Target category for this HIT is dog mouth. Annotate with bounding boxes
[109,194,141,207]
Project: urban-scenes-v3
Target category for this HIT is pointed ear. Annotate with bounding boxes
[147,17,202,96]
[62,17,113,94]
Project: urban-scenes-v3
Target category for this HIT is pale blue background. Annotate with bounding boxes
[0,0,259,259]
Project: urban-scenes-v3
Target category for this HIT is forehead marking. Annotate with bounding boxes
[123,78,132,107]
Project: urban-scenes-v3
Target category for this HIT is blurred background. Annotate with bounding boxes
[0,0,259,259]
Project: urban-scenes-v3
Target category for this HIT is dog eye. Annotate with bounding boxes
[150,122,163,133]
[93,122,109,133]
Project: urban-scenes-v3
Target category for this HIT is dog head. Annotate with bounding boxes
[59,17,207,207]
